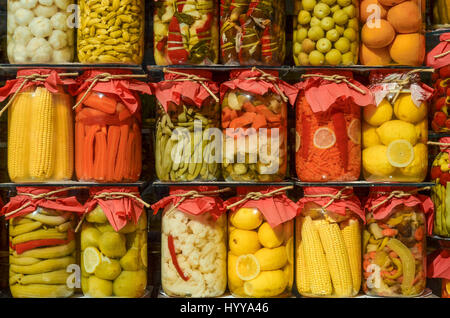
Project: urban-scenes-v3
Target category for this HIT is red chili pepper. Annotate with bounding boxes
[196,12,213,37]
[440,65,450,79]
[331,111,348,171]
[11,230,75,255]
[436,96,446,110]
[156,36,167,52]
[261,26,272,60]
[167,17,189,64]
[168,235,190,281]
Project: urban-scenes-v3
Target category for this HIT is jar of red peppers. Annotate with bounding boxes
[220,0,285,65]
[152,187,228,298]
[220,69,298,182]
[70,71,150,183]
[427,33,450,132]
[363,187,432,297]
[296,72,373,182]
[151,69,221,181]
[427,247,450,298]
[224,186,296,298]
[153,0,219,65]
[1,187,85,298]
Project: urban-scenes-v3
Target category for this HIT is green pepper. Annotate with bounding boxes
[386,238,415,295]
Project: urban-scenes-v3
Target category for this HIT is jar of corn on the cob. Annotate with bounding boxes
[1,187,85,298]
[363,187,431,297]
[225,186,297,298]
[81,187,148,298]
[0,69,75,183]
[151,70,221,181]
[77,0,144,64]
[153,0,219,65]
[221,69,298,182]
[296,187,364,298]
[70,70,150,183]
[153,186,227,298]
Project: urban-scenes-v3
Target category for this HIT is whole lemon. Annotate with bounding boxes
[400,143,427,177]
[81,226,101,250]
[415,119,428,144]
[394,94,427,124]
[243,270,288,297]
[87,276,113,298]
[229,229,261,256]
[363,145,396,177]
[376,120,418,146]
[254,247,288,271]
[94,258,122,280]
[362,122,381,148]
[230,208,263,230]
[258,222,284,248]
[113,270,147,298]
[99,232,127,258]
[228,253,244,289]
[363,99,393,126]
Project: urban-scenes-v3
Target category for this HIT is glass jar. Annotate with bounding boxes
[432,0,450,28]
[220,0,285,65]
[7,0,75,63]
[362,72,429,182]
[431,66,450,132]
[77,0,144,64]
[293,0,359,66]
[153,0,219,65]
[360,0,425,66]
[8,86,73,182]
[81,206,148,298]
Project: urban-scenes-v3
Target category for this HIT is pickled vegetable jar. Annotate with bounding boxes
[296,187,363,297]
[81,187,148,298]
[225,187,297,298]
[296,72,373,181]
[220,0,285,65]
[77,0,144,64]
[360,0,425,65]
[7,0,75,63]
[153,0,219,65]
[152,187,227,297]
[0,70,75,182]
[70,71,150,182]
[151,70,220,181]
[363,188,431,297]
[221,69,298,181]
[293,0,359,66]
[432,0,450,27]
[1,187,85,298]
[362,72,433,182]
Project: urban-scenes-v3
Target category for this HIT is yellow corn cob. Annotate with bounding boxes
[301,216,332,296]
[296,218,311,294]
[53,93,74,180]
[29,87,55,180]
[341,219,362,295]
[8,90,32,181]
[315,220,353,297]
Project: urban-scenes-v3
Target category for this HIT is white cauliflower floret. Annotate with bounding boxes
[55,0,70,10]
[199,252,215,273]
[12,43,28,63]
[7,15,17,35]
[15,8,34,26]
[48,29,67,49]
[52,47,72,62]
[7,43,15,62]
[13,26,33,46]
[186,250,200,268]
[188,221,207,238]
[8,1,22,14]
[30,17,52,38]
[38,0,53,5]
[26,37,51,62]
[200,242,214,257]
[20,0,38,9]
[50,12,68,31]
[33,4,57,18]
[162,260,178,284]
[194,235,207,249]
[179,235,196,255]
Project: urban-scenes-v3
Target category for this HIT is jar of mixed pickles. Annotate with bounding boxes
[1,187,85,298]
[225,186,297,298]
[220,69,298,182]
[363,187,432,297]
[153,0,219,65]
[77,0,144,63]
[362,71,433,182]
[296,187,364,297]
[220,0,285,65]
[151,70,221,181]
[0,70,75,183]
[81,187,148,298]
[152,187,228,298]
[296,72,373,182]
[7,0,75,63]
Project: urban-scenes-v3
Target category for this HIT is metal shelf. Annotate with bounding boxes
[293,180,435,188]
[0,181,148,189]
[152,180,294,187]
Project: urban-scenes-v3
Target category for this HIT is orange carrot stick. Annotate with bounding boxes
[132,122,142,181]
[83,125,100,181]
[106,125,121,181]
[83,92,117,114]
[113,125,129,182]
[93,131,107,181]
[124,131,135,181]
[75,122,85,180]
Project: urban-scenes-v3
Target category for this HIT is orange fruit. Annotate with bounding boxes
[378,0,406,6]
[348,119,361,144]
[360,43,391,65]
[361,20,395,49]
[387,1,421,33]
[389,33,425,65]
[313,127,336,149]
[360,0,387,22]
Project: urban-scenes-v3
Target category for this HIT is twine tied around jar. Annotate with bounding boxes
[247,67,289,103]
[0,72,78,118]
[225,185,293,210]
[163,68,219,103]
[427,141,450,148]
[301,74,366,95]
[433,39,450,59]
[5,186,87,218]
[368,187,431,212]
[303,186,353,211]
[72,72,148,110]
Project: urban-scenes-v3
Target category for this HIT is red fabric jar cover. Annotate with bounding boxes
[224,186,298,228]
[427,33,450,72]
[151,186,226,221]
[297,187,365,222]
[428,249,450,280]
[84,187,148,232]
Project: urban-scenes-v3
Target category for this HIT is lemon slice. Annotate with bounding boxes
[387,139,414,168]
[313,127,336,149]
[347,119,361,144]
[83,246,101,274]
[141,243,148,267]
[236,254,260,281]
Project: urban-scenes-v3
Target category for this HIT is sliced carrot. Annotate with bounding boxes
[93,131,107,181]
[83,125,100,181]
[252,114,267,130]
[83,92,117,114]
[113,125,129,182]
[255,105,281,123]
[106,125,121,181]
[243,102,256,113]
[118,105,132,122]
[77,107,106,121]
[75,122,85,180]
[229,112,257,129]
[222,120,231,128]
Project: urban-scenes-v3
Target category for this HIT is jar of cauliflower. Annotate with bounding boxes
[7,0,75,63]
